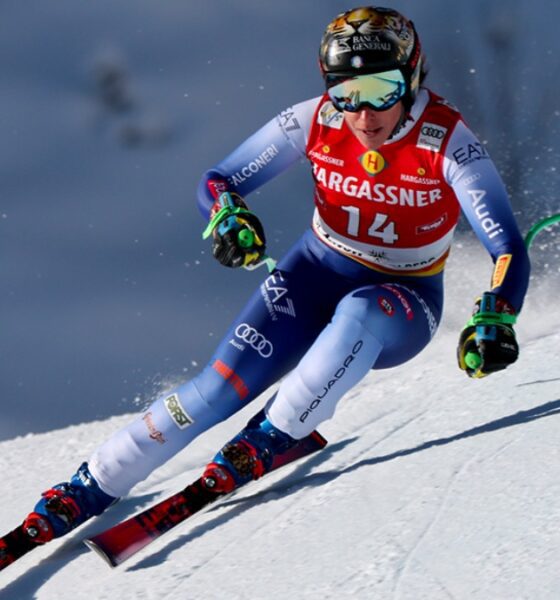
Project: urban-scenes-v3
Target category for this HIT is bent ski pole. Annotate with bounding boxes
[525,213,560,249]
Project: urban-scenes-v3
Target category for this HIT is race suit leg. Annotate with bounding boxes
[88,231,443,496]
[266,279,442,439]
[88,233,356,497]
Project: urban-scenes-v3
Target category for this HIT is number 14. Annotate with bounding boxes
[341,205,399,244]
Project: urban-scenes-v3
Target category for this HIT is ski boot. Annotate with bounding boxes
[22,462,117,544]
[202,409,298,493]
[0,462,116,570]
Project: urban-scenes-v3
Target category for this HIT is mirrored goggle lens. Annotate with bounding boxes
[327,70,406,112]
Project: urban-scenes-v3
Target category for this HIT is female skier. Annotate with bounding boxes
[1,6,529,563]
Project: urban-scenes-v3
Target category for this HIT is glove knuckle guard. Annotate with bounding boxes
[205,194,267,269]
[457,292,519,378]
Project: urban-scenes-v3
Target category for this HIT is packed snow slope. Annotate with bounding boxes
[1,243,559,599]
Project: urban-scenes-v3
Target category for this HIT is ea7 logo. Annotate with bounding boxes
[164,394,193,430]
[260,271,296,321]
[277,108,301,133]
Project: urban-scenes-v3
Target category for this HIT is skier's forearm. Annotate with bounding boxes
[196,98,319,219]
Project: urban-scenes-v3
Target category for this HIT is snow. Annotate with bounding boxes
[1,251,559,598]
[2,1,560,598]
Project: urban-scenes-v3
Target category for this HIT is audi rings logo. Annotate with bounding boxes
[421,125,445,139]
[417,122,448,152]
[234,323,273,358]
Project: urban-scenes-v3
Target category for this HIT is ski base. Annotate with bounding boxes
[85,430,327,567]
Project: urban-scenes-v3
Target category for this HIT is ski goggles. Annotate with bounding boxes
[326,69,406,112]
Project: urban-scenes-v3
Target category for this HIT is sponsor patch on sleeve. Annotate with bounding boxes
[317,101,344,130]
[417,122,448,152]
[164,393,194,430]
[491,254,512,289]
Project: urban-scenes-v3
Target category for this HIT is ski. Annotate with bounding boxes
[84,430,327,567]
[0,524,41,571]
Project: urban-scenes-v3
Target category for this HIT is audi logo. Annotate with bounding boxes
[421,126,445,139]
[234,323,273,358]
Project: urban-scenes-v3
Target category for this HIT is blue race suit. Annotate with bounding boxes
[88,89,529,497]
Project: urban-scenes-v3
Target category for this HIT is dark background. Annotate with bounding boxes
[1,1,559,440]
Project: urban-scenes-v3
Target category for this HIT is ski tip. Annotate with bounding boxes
[311,430,328,448]
[83,538,119,568]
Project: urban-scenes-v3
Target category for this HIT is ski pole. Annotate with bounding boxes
[464,213,559,374]
[524,213,560,249]
[203,192,277,273]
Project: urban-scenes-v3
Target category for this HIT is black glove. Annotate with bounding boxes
[457,292,519,378]
[203,193,267,269]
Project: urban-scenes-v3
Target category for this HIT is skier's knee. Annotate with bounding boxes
[334,287,382,335]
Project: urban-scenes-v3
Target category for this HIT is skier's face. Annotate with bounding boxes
[343,102,404,150]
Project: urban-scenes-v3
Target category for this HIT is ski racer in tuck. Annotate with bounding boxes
[1,6,530,561]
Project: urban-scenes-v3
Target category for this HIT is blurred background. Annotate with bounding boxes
[1,0,559,441]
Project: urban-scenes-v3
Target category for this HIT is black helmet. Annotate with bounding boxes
[319,7,423,110]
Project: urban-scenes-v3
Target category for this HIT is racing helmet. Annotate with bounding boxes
[319,6,424,112]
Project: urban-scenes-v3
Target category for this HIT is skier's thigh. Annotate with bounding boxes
[343,282,440,369]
